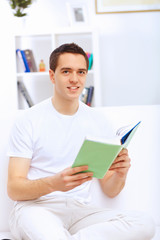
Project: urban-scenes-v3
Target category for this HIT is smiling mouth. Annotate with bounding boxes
[67,86,80,90]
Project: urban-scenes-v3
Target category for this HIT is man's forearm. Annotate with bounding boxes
[99,171,127,198]
[7,175,57,201]
[8,165,93,201]
[100,149,130,198]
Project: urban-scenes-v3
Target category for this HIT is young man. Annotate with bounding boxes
[7,43,155,240]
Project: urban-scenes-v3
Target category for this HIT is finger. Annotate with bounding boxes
[63,171,93,184]
[118,148,128,156]
[114,155,131,164]
[62,166,88,175]
[110,161,131,169]
[112,156,131,165]
[109,167,130,178]
[71,165,91,175]
[66,175,93,187]
[71,171,93,181]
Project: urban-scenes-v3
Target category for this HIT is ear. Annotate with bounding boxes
[49,69,55,84]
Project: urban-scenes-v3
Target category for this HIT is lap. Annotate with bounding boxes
[69,202,154,236]
[9,197,155,240]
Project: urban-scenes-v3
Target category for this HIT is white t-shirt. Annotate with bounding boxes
[8,98,113,203]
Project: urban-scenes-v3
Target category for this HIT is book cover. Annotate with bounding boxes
[16,49,26,72]
[72,121,141,179]
[80,87,89,104]
[24,49,37,72]
[17,81,34,107]
[20,50,30,72]
[86,86,94,106]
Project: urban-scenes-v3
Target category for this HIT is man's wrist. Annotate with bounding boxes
[39,175,57,193]
[113,171,128,181]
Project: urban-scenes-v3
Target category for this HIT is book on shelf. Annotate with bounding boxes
[86,52,93,70]
[16,49,37,73]
[72,121,141,179]
[16,49,30,73]
[80,87,89,104]
[80,86,94,106]
[16,49,26,72]
[86,86,94,106]
[17,81,34,108]
[24,49,37,72]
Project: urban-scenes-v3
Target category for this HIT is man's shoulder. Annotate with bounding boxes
[80,102,114,133]
[79,101,105,118]
[15,98,52,124]
[79,101,96,113]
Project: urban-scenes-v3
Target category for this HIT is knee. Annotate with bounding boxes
[138,213,156,240]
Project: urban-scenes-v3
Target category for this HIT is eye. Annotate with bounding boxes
[63,70,69,74]
[78,70,86,75]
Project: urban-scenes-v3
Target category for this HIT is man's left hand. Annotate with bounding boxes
[109,148,131,178]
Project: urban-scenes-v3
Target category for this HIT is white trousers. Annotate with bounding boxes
[9,197,155,240]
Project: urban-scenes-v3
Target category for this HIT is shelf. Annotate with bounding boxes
[17,72,49,78]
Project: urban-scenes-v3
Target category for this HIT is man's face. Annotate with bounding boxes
[50,53,87,102]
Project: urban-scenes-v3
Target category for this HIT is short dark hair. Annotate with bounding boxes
[49,43,89,72]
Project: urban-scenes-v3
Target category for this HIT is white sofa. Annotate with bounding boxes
[0,105,160,239]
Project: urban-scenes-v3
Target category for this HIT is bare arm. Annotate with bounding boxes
[7,157,93,201]
[99,149,131,198]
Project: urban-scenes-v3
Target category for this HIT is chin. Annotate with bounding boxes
[66,95,80,101]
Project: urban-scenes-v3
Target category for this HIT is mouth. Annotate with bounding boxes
[67,86,80,90]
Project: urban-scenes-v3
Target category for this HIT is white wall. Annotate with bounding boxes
[0,0,160,108]
[94,11,160,106]
[0,1,18,112]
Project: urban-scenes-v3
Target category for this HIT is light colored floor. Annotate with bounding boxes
[0,227,160,240]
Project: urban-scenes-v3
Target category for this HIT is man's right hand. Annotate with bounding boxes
[53,166,93,192]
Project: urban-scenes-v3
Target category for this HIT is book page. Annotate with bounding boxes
[86,135,121,145]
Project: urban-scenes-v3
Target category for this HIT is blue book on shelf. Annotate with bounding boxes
[17,49,30,72]
[87,86,94,106]
[16,49,26,72]
[21,50,30,72]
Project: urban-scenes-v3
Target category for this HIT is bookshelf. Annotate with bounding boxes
[15,28,102,109]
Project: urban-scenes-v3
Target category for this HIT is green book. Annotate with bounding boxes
[72,121,141,179]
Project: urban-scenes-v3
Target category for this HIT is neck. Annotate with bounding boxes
[51,96,79,115]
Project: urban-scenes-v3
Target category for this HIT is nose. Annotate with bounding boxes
[70,72,78,83]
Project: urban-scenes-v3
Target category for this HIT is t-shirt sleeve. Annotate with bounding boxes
[7,113,33,159]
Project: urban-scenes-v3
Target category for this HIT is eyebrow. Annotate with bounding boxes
[61,67,87,72]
